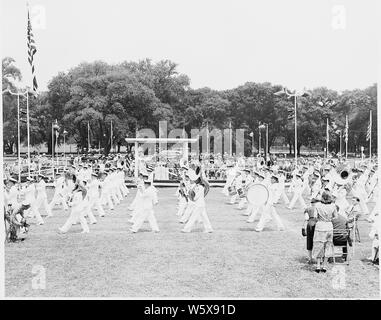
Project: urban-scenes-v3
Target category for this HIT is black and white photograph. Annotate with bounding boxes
[1,0,380,301]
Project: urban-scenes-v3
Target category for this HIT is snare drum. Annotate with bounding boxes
[228,186,237,196]
[237,187,245,198]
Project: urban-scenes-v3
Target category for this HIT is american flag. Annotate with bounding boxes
[27,10,38,92]
[344,115,348,143]
[366,111,372,141]
[146,163,155,173]
[287,106,294,120]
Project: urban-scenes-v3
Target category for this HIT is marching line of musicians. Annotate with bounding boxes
[3,158,215,238]
[3,157,379,242]
[218,162,378,230]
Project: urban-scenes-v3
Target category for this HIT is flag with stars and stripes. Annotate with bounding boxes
[27,9,38,93]
[344,115,349,143]
[366,112,372,141]
[287,106,294,120]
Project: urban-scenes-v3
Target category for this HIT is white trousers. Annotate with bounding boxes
[35,195,52,216]
[183,206,213,232]
[247,204,263,222]
[131,208,159,232]
[278,190,290,205]
[60,207,89,233]
[256,205,285,231]
[288,191,306,210]
[177,197,188,217]
[49,192,68,211]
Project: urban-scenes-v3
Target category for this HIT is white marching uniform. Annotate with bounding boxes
[287,178,306,210]
[130,185,159,232]
[246,179,266,222]
[87,179,105,218]
[7,185,20,208]
[352,177,370,215]
[182,184,213,233]
[35,179,52,217]
[49,176,69,211]
[23,183,44,225]
[237,174,253,210]
[333,186,350,218]
[100,175,115,210]
[277,174,290,205]
[59,190,90,233]
[256,182,285,231]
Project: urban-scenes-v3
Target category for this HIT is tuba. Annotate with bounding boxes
[334,164,352,185]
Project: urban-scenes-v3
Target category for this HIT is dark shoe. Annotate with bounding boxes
[315,269,321,273]
[321,268,327,273]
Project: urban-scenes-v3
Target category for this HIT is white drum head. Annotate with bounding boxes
[246,183,269,205]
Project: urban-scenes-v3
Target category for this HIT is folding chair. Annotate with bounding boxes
[332,229,351,265]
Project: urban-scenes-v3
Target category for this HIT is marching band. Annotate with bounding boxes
[2,153,379,264]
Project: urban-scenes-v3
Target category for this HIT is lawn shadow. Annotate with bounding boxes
[239,226,257,232]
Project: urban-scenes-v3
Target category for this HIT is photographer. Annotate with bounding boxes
[4,201,31,243]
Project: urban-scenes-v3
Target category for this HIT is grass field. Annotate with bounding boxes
[4,187,380,298]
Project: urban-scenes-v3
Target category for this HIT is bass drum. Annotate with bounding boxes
[246,183,269,206]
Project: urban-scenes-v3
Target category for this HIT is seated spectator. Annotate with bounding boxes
[332,214,352,260]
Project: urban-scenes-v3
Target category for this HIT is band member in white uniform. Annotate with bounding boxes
[287,173,306,211]
[87,172,105,217]
[181,170,213,233]
[58,182,90,234]
[35,174,53,217]
[100,171,115,211]
[276,170,290,205]
[6,178,19,208]
[237,169,253,210]
[129,174,159,233]
[351,172,370,215]
[246,172,266,222]
[49,172,69,211]
[222,164,236,196]
[255,175,285,232]
[22,177,44,225]
[229,171,242,204]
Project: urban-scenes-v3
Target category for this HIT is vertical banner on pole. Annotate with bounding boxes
[88,121,90,153]
[110,120,113,154]
[229,121,232,157]
[345,115,348,160]
[26,92,30,176]
[326,118,329,158]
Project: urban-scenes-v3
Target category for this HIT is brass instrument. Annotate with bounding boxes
[333,164,352,185]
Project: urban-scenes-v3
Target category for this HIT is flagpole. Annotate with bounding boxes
[229,121,232,157]
[87,121,90,153]
[326,118,329,158]
[206,121,209,154]
[294,95,297,164]
[17,94,21,183]
[51,122,54,179]
[345,115,348,160]
[369,110,372,159]
[26,91,30,176]
[110,120,113,154]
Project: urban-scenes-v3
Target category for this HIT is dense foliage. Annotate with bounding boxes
[2,57,377,156]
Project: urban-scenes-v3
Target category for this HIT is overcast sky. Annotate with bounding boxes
[1,0,378,92]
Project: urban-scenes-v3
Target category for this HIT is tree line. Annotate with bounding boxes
[2,57,377,156]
